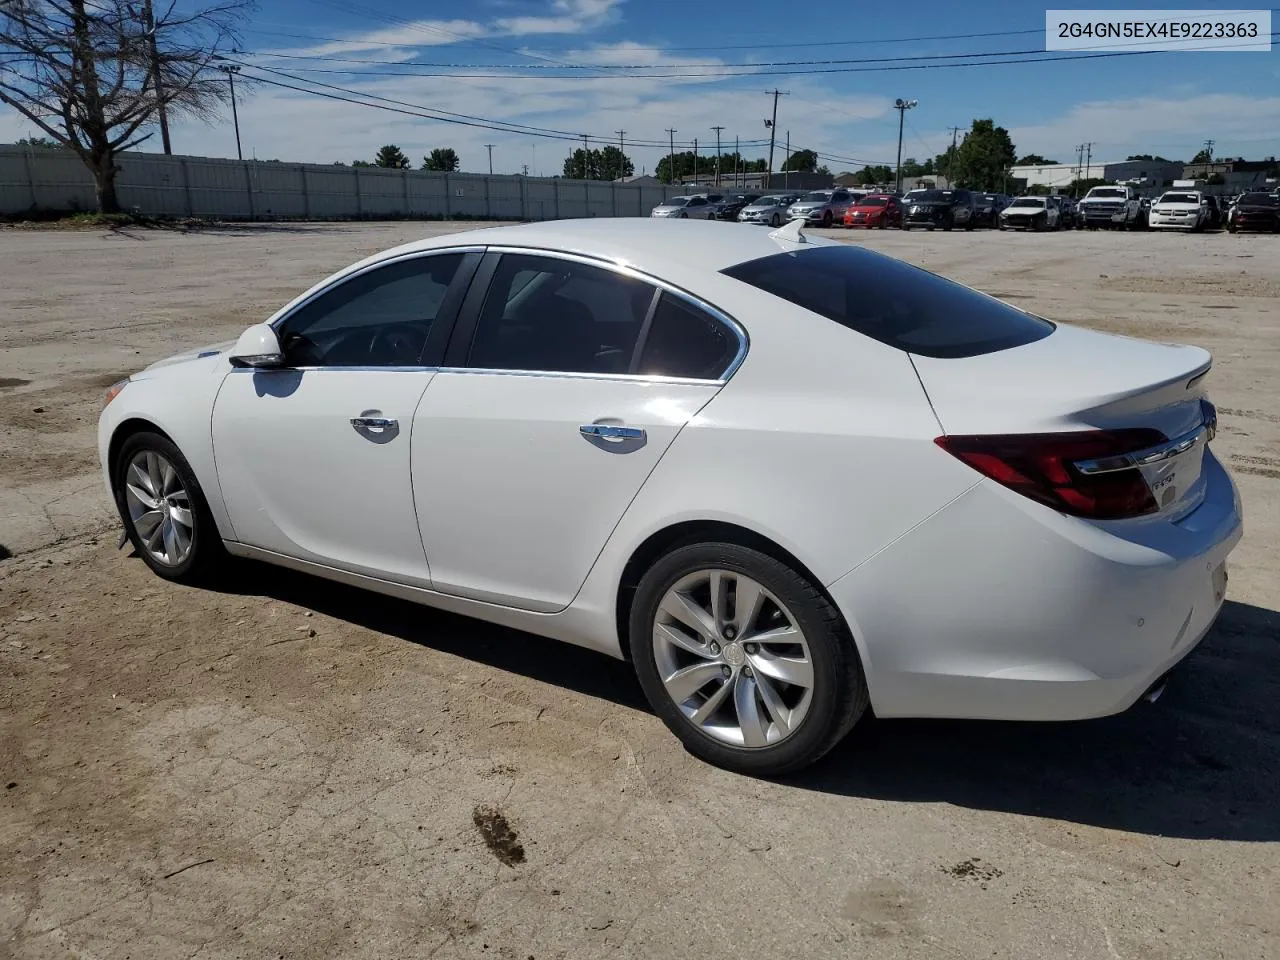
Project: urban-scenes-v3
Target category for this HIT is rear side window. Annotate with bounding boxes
[637,293,738,380]
[721,245,1053,359]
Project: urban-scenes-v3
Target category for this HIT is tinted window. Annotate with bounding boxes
[859,197,888,207]
[689,197,707,206]
[637,294,738,380]
[1239,193,1278,206]
[721,245,1053,359]
[279,254,463,367]
[467,254,655,374]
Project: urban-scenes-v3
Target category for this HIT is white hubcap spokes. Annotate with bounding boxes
[124,451,194,567]
[653,569,814,748]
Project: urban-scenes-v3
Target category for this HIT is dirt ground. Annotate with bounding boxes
[2,221,1278,960]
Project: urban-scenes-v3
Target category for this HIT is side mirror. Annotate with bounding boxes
[228,323,285,369]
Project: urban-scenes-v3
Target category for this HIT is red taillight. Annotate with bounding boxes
[935,429,1167,520]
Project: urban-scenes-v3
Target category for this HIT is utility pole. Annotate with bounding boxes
[1084,141,1094,181]
[142,0,172,155]
[484,144,494,175]
[579,134,589,179]
[946,125,961,186]
[693,138,699,184]
[711,125,724,186]
[218,64,242,161]
[1202,138,1215,175]
[764,89,789,186]
[893,98,918,194]
[615,129,626,180]
[784,130,790,188]
[666,128,677,186]
[1075,143,1085,184]
[734,135,740,188]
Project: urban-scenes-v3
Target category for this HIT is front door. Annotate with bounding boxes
[211,251,473,584]
[412,251,745,612]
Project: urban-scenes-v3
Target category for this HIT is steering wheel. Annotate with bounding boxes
[367,322,427,366]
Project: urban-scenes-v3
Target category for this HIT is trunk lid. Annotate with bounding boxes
[914,323,1213,519]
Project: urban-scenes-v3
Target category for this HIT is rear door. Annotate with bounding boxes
[410,251,745,612]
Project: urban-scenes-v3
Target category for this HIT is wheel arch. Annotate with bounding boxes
[107,417,175,490]
[614,519,854,664]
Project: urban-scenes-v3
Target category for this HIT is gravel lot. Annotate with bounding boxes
[2,222,1278,960]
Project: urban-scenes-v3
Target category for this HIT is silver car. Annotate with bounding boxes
[650,195,717,219]
[786,189,855,227]
[737,194,800,226]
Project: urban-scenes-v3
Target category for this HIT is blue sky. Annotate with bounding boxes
[3,0,1277,173]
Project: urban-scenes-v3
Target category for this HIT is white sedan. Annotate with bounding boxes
[99,218,1242,775]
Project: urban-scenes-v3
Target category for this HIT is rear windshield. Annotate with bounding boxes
[1009,198,1044,208]
[720,245,1054,359]
[1239,193,1278,206]
[1159,193,1200,204]
[858,196,889,207]
[1086,188,1127,199]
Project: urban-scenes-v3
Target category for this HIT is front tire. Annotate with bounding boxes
[113,431,223,583]
[821,211,832,227]
[769,213,780,227]
[629,542,869,776]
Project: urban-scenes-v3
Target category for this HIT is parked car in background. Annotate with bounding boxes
[1203,196,1224,230]
[717,194,761,221]
[998,196,1060,231]
[99,218,1242,776]
[1078,185,1145,230]
[1227,192,1280,232]
[842,193,904,229]
[971,193,1004,228]
[901,188,976,231]
[1149,190,1211,231]
[787,189,856,227]
[651,196,717,219]
[1050,196,1078,229]
[737,194,799,227]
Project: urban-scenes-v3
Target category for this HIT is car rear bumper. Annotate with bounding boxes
[828,450,1243,722]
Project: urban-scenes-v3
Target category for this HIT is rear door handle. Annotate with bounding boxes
[351,416,397,429]
[580,423,645,442]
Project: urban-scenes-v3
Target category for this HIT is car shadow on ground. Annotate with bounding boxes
[219,560,1279,842]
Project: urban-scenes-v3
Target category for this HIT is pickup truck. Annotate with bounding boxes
[1077,185,1146,230]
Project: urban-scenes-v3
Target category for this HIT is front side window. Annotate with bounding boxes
[277,254,464,367]
[467,255,655,375]
[722,245,1053,359]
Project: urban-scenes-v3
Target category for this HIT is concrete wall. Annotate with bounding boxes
[0,145,689,220]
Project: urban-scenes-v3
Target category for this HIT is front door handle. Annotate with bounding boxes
[351,416,397,429]
[580,423,646,443]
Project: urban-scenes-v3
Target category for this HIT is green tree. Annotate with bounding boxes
[1190,148,1212,164]
[949,118,1017,191]
[16,135,61,148]
[598,145,633,180]
[1017,154,1058,165]
[1068,177,1110,196]
[855,164,894,185]
[781,148,818,172]
[1126,154,1173,162]
[374,144,410,169]
[423,148,460,171]
[563,146,635,181]
[351,160,371,168]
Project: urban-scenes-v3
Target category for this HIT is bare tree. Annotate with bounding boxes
[0,0,248,212]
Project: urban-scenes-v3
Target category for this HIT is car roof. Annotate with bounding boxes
[354,218,841,281]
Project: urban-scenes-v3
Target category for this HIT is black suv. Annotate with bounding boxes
[902,188,976,231]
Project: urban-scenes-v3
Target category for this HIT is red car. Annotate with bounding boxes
[843,194,903,229]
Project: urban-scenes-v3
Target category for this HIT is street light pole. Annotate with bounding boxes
[666,128,677,187]
[484,144,494,174]
[894,98,918,194]
[218,64,242,161]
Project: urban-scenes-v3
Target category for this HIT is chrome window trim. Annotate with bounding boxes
[268,246,487,334]
[471,244,749,382]
[435,366,724,387]
[229,365,439,374]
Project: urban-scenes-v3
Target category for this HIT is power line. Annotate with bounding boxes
[230,61,769,148]
[228,40,1279,80]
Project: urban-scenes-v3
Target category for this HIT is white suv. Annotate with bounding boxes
[1149,190,1211,231]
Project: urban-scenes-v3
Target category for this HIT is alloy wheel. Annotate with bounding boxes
[124,450,194,567]
[652,569,814,748]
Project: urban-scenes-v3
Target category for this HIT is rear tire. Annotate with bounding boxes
[629,542,869,776]
[113,431,224,584]
[822,211,832,227]
[770,213,780,227]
